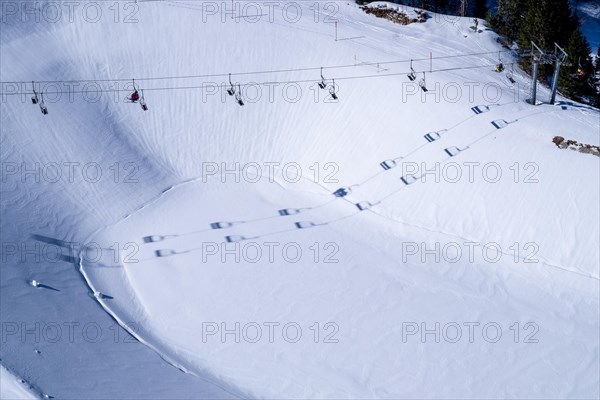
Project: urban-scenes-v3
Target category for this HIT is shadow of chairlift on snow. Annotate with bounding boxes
[400,174,418,185]
[400,146,470,184]
[30,234,78,264]
[444,146,469,157]
[279,208,310,216]
[143,235,178,243]
[471,104,504,115]
[555,101,598,112]
[155,248,192,258]
[380,157,403,171]
[225,235,259,243]
[472,105,492,114]
[424,129,448,143]
[30,234,121,269]
[355,201,380,211]
[210,221,246,230]
[144,209,314,245]
[294,221,327,230]
[144,221,248,245]
[491,119,518,129]
[151,186,361,254]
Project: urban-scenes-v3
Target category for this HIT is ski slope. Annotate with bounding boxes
[1,1,599,398]
[0,366,38,400]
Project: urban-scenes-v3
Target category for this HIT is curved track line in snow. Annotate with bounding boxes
[0,363,46,400]
[76,256,248,399]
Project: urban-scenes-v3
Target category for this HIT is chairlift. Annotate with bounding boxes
[444,146,469,157]
[127,79,148,111]
[227,73,236,96]
[127,79,138,101]
[419,72,427,92]
[328,79,338,100]
[127,79,141,102]
[495,51,504,72]
[380,158,400,170]
[356,201,376,211]
[31,81,39,104]
[39,92,48,115]
[140,89,148,111]
[574,57,585,80]
[235,84,244,106]
[318,67,327,89]
[401,174,417,185]
[31,82,48,115]
[506,63,516,83]
[407,59,417,81]
[424,131,443,142]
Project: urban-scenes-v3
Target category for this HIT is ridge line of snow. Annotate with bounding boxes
[0,363,44,400]
[76,255,248,399]
[365,207,599,281]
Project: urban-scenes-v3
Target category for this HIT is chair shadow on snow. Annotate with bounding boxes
[555,100,598,112]
[30,234,121,269]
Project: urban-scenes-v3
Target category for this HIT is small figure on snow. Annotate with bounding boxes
[495,63,504,72]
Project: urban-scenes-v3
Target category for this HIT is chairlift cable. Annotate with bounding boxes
[4,63,503,96]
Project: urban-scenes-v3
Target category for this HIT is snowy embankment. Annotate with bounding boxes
[0,366,39,400]
[1,0,599,398]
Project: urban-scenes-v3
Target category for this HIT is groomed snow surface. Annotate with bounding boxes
[1,1,599,399]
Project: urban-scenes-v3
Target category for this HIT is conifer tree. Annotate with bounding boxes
[473,0,487,18]
[497,0,528,42]
[558,18,594,100]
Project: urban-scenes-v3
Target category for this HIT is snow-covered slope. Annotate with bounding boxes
[1,1,599,398]
[0,366,38,400]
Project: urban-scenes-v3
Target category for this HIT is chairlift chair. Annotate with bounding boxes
[408,60,417,81]
[140,89,148,111]
[329,79,338,100]
[126,79,148,111]
[31,81,39,104]
[235,84,244,106]
[495,51,504,72]
[419,72,427,92]
[574,58,585,80]
[318,67,327,89]
[506,63,516,83]
[39,92,48,115]
[127,79,141,102]
[227,73,236,96]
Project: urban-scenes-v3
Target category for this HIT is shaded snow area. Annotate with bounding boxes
[1,1,599,399]
[0,366,38,400]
